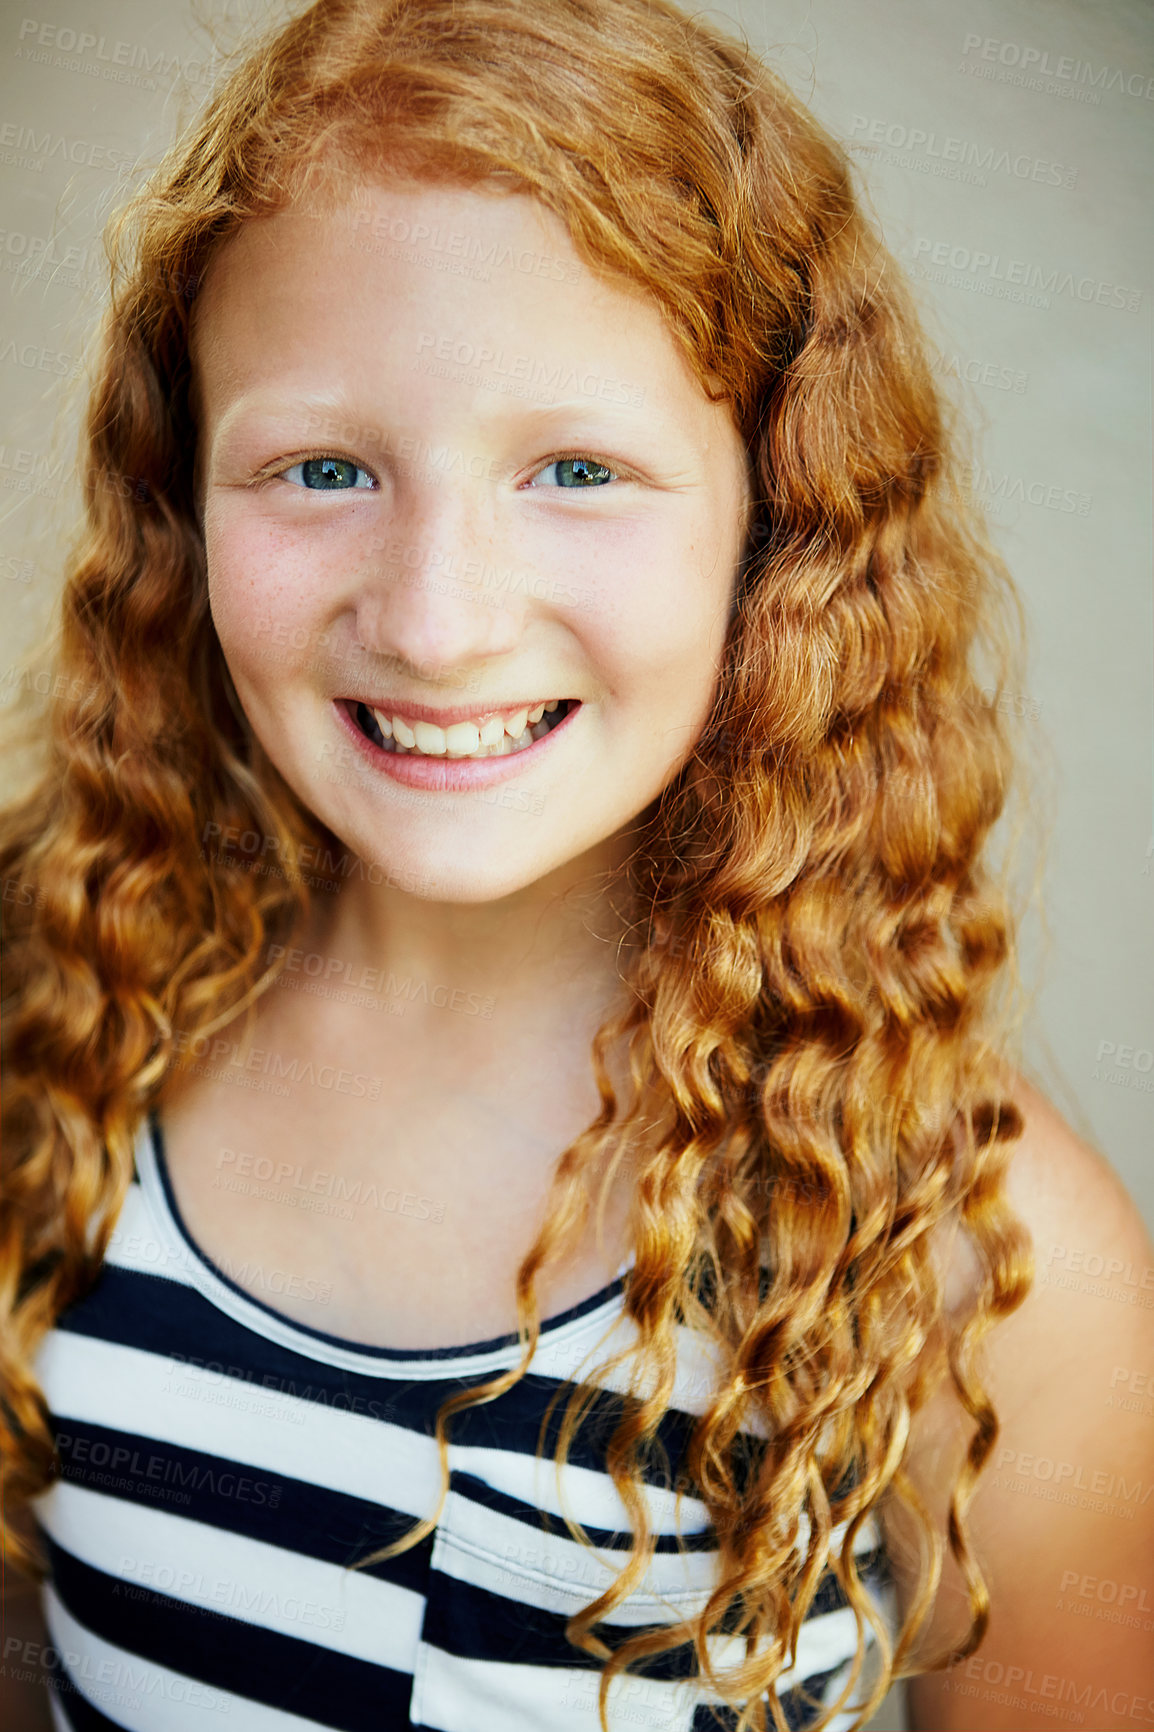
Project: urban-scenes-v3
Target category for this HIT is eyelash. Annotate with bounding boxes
[262,449,624,490]
[267,451,379,489]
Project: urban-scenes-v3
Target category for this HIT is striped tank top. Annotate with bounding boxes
[31,1111,898,1731]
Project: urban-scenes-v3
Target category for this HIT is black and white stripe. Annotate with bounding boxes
[31,1113,896,1730]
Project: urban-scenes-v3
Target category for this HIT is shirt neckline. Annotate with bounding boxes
[141,1109,635,1376]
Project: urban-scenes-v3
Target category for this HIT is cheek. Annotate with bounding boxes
[567,516,735,708]
[203,505,326,677]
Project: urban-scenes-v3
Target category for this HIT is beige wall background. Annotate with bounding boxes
[0,6,1150,1723]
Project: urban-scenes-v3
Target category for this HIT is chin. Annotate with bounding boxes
[367,812,627,904]
[378,853,562,905]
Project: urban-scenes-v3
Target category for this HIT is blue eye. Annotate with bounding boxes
[282,457,376,491]
[531,457,615,488]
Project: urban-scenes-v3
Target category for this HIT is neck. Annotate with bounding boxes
[297,838,638,1034]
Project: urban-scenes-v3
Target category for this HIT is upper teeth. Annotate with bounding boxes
[369,700,561,758]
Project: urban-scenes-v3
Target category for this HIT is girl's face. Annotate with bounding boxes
[192,180,750,904]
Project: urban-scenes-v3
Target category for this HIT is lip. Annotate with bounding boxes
[333,698,580,790]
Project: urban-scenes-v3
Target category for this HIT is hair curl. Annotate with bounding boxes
[0,1,1039,1727]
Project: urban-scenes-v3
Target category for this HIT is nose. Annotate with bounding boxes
[351,476,524,674]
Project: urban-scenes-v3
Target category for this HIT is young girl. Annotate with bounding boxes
[2,1,1151,1729]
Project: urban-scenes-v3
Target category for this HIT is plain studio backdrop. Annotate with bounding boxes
[1,3,1150,1726]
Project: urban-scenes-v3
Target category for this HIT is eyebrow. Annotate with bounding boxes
[214,389,652,427]
[207,389,669,464]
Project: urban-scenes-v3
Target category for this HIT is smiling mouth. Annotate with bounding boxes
[347,698,577,758]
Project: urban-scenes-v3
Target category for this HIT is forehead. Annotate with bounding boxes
[188,178,724,437]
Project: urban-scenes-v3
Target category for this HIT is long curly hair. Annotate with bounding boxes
[0,0,1039,1726]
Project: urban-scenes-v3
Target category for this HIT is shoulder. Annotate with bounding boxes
[881,1069,1154,1732]
[911,1068,1149,1339]
[998,1071,1146,1262]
